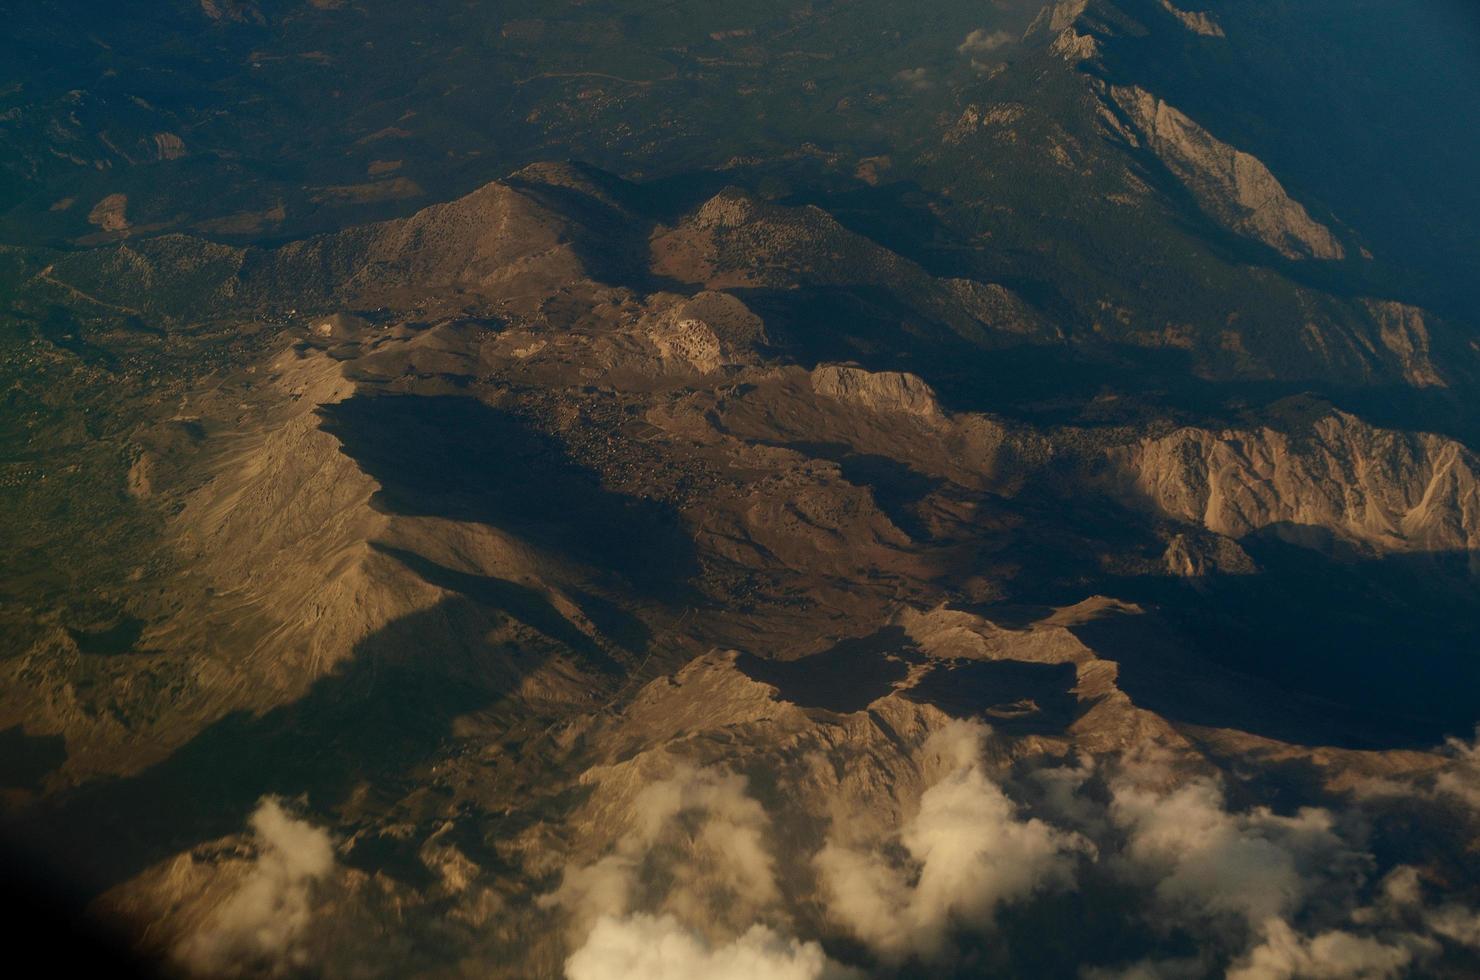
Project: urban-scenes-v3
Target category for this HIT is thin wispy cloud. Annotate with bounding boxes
[957,29,1014,56]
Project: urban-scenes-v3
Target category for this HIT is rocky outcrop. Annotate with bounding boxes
[1051,27,1099,63]
[810,365,943,420]
[1159,1,1224,37]
[1363,298,1447,388]
[1027,0,1090,36]
[1106,411,1480,555]
[86,193,129,234]
[642,291,766,373]
[674,291,767,349]
[646,315,727,373]
[1109,86,1345,261]
[944,103,1028,144]
[1025,0,1100,63]
[1161,532,1256,577]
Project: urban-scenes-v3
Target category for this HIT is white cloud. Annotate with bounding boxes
[1095,759,1480,978]
[1427,904,1480,948]
[1226,918,1415,980]
[544,851,643,934]
[1028,752,1104,835]
[175,797,336,977]
[816,720,1090,962]
[1375,864,1480,952]
[629,763,780,916]
[548,762,858,980]
[549,736,1480,980]
[543,762,779,933]
[565,913,860,980]
[1108,768,1358,934]
[1350,727,1480,814]
[1435,726,1480,809]
[958,29,1014,55]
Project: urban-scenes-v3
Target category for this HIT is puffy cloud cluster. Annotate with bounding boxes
[175,797,336,977]
[815,720,1091,963]
[549,725,1480,979]
[1352,865,1480,960]
[1091,752,1480,979]
[1428,904,1480,948]
[1214,857,1480,980]
[548,763,856,980]
[544,763,780,933]
[1227,919,1417,980]
[1107,766,1363,933]
[566,913,859,980]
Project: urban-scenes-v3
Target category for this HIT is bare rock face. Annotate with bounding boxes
[0,349,441,778]
[307,312,370,342]
[689,189,759,231]
[165,350,421,686]
[674,291,767,349]
[1159,1,1224,37]
[1109,85,1345,261]
[645,315,726,374]
[1033,0,1089,35]
[1051,27,1099,63]
[943,103,1028,145]
[810,365,943,420]
[1363,298,1447,388]
[152,132,187,160]
[642,291,766,373]
[1161,532,1256,577]
[1106,412,1480,555]
[86,193,129,234]
[1026,0,1099,63]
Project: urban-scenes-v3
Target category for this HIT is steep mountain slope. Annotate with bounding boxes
[1105,410,1480,556]
[4,159,1480,977]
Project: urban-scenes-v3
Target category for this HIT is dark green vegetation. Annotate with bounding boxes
[4,0,1477,315]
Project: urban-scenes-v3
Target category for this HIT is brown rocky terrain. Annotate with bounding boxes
[3,3,1480,978]
[4,158,1480,977]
